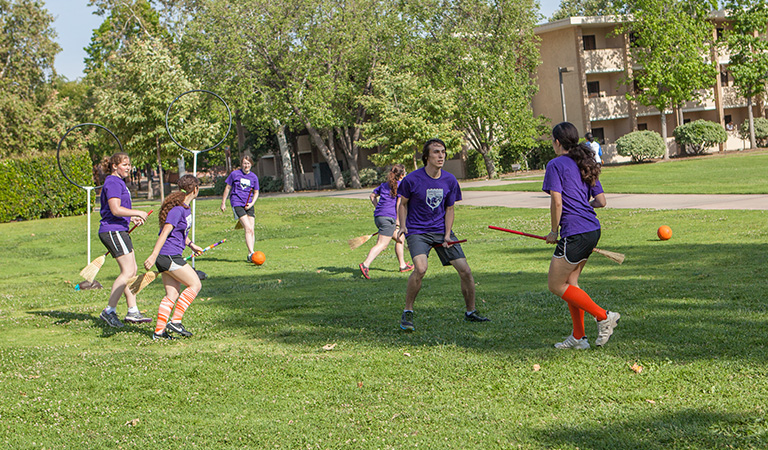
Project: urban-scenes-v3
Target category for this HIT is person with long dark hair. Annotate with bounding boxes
[359,164,412,279]
[543,122,619,349]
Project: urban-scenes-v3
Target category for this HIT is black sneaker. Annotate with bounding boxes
[464,311,490,322]
[100,309,124,328]
[166,321,193,337]
[400,311,414,331]
[152,330,175,340]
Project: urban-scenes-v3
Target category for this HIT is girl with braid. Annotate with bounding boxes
[144,175,204,340]
[543,122,620,349]
[359,164,413,279]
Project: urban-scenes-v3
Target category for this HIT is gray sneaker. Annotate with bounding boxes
[400,311,414,331]
[595,311,620,347]
[554,335,590,350]
[124,310,151,324]
[99,309,124,328]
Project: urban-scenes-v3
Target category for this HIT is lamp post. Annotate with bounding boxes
[558,66,574,122]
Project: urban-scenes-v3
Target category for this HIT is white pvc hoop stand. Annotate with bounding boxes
[57,123,121,266]
[165,89,232,269]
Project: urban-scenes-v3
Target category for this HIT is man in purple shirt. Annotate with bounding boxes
[396,139,489,331]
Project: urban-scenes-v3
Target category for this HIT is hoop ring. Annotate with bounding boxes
[57,123,123,190]
[165,89,232,153]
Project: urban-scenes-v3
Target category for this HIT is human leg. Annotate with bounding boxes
[154,273,181,336]
[167,264,202,323]
[404,254,428,311]
[362,234,392,268]
[548,257,606,321]
[450,258,476,312]
[240,215,256,255]
[394,234,411,271]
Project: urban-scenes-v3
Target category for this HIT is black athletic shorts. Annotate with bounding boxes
[155,254,187,273]
[554,229,601,264]
[99,231,134,258]
[406,232,465,266]
[233,205,255,219]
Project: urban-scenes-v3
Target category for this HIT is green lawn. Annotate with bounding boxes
[1,196,767,449]
[464,150,768,194]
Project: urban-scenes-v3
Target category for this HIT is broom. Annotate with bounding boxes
[488,225,625,264]
[128,239,226,295]
[234,189,255,230]
[348,232,378,249]
[79,210,153,282]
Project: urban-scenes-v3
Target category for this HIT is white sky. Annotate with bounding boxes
[44,0,563,81]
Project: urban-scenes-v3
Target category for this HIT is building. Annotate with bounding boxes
[533,13,764,163]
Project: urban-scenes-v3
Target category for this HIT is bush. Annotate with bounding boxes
[674,120,727,155]
[616,130,665,162]
[524,140,557,170]
[0,152,91,222]
[738,117,768,147]
[358,167,387,187]
[260,176,284,193]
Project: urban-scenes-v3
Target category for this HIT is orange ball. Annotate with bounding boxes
[251,251,266,265]
[657,225,672,240]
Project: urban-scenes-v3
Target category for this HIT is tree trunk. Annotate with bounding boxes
[225,146,232,175]
[146,163,153,200]
[336,126,361,189]
[156,136,165,202]
[481,148,497,179]
[303,120,345,189]
[748,96,757,150]
[178,157,186,177]
[235,110,246,159]
[292,134,306,190]
[273,118,295,193]
[660,111,670,160]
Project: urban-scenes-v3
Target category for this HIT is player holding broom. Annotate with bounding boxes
[98,153,151,327]
[220,156,259,262]
[397,139,489,331]
[543,122,620,349]
[144,175,204,340]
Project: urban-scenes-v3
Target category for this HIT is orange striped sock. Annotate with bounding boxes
[171,287,199,323]
[568,304,586,339]
[155,296,175,334]
[562,285,607,322]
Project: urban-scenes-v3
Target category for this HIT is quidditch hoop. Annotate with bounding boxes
[165,89,232,153]
[57,123,123,190]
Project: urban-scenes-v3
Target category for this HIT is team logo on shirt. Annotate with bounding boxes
[239,178,252,190]
[182,214,190,238]
[425,188,443,210]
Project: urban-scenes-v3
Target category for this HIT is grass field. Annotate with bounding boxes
[465,150,768,194]
[1,192,767,449]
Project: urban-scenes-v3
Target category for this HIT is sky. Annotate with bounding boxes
[45,0,563,81]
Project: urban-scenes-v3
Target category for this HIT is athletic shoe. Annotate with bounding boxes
[595,311,620,347]
[99,309,124,328]
[399,263,414,273]
[247,253,253,263]
[152,330,175,340]
[124,311,152,324]
[554,335,591,350]
[464,311,490,322]
[359,263,370,279]
[166,321,193,337]
[400,311,414,331]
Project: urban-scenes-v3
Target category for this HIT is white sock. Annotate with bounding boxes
[104,306,116,314]
[127,306,139,314]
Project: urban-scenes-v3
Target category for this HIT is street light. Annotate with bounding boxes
[558,66,574,122]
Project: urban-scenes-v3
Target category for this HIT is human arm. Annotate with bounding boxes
[107,197,148,225]
[246,189,259,209]
[220,184,232,212]
[547,191,562,244]
[590,192,607,209]
[369,192,379,207]
[144,223,174,270]
[397,196,409,238]
[185,236,204,255]
[443,205,455,247]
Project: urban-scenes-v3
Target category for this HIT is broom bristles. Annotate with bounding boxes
[79,255,106,282]
[348,234,373,249]
[128,271,157,295]
[593,248,625,264]
[235,220,243,230]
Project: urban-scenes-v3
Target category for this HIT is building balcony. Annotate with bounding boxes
[587,94,629,120]
[722,86,748,108]
[582,48,625,74]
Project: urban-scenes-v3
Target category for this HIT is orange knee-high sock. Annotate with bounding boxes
[568,304,586,339]
[562,285,607,322]
[155,296,175,334]
[171,287,199,323]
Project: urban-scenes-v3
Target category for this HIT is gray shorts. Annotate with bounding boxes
[374,216,397,237]
[406,232,465,266]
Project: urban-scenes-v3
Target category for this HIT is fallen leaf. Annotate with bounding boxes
[357,381,363,388]
[63,280,71,284]
[403,352,411,357]
[533,364,541,372]
[646,399,656,404]
[30,233,35,237]
[322,343,337,351]
[631,363,643,374]
[140,310,147,314]
[277,279,282,283]
[125,418,140,426]
[317,270,322,273]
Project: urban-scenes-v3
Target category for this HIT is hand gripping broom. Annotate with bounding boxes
[79,210,153,282]
[488,226,624,264]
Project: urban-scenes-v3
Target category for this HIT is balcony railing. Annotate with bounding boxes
[582,48,625,74]
[722,86,748,108]
[587,95,629,120]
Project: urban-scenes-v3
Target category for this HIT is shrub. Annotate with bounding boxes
[616,130,665,162]
[524,140,557,170]
[358,167,387,187]
[674,120,727,155]
[738,117,768,147]
[260,176,284,193]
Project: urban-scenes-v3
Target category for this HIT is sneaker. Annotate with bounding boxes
[247,253,253,263]
[124,310,152,324]
[166,321,193,337]
[595,311,620,347]
[152,330,175,340]
[399,263,414,273]
[99,309,124,328]
[400,311,414,331]
[464,311,490,322]
[359,263,370,279]
[554,335,591,350]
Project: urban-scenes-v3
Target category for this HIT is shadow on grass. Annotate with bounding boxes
[29,310,154,338]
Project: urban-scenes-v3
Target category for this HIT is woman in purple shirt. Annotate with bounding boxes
[359,164,412,279]
[144,175,204,340]
[98,153,150,328]
[543,122,620,349]
[220,156,259,262]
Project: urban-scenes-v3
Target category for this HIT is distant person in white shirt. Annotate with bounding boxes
[585,132,602,165]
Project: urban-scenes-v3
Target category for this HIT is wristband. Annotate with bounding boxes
[187,241,195,248]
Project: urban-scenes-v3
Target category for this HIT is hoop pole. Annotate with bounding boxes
[191,151,199,268]
[86,187,94,264]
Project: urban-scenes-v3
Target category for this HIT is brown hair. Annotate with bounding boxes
[241,156,254,166]
[387,164,406,197]
[422,138,446,166]
[102,152,130,175]
[158,174,200,227]
[552,122,601,186]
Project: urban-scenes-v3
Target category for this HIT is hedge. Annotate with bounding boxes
[674,120,727,155]
[616,130,666,162]
[0,152,92,223]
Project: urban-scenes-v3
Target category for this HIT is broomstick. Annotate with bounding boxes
[234,188,255,230]
[348,232,378,249]
[79,210,153,282]
[488,226,625,264]
[128,239,226,295]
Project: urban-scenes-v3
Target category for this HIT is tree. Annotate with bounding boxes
[550,0,621,21]
[724,0,768,150]
[618,0,718,160]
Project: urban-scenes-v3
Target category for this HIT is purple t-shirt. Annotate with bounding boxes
[225,170,259,208]
[99,175,131,232]
[542,155,603,238]
[398,167,461,236]
[372,181,400,219]
[159,205,191,256]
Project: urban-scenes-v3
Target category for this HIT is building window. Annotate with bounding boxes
[717,28,724,41]
[724,114,732,124]
[587,81,600,97]
[720,70,730,87]
[633,79,642,94]
[591,127,605,143]
[629,32,640,47]
[684,118,691,124]
[638,123,648,131]
[583,35,596,51]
